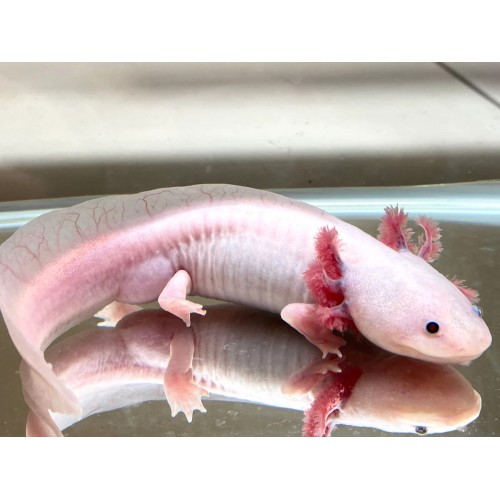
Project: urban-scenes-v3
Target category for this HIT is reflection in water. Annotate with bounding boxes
[21,305,481,437]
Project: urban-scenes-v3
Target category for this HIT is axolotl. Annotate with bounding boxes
[21,306,482,437]
[0,184,491,417]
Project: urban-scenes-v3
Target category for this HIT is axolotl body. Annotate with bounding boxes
[0,184,491,416]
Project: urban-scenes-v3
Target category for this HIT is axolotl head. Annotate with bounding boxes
[347,249,491,364]
[343,208,492,364]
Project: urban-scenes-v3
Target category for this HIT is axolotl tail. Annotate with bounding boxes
[6,317,81,417]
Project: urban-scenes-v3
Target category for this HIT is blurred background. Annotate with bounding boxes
[0,62,499,201]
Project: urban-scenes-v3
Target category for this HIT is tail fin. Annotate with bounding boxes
[21,359,70,436]
[12,322,82,417]
[24,398,64,437]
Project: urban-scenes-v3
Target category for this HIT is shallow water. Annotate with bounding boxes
[0,184,499,437]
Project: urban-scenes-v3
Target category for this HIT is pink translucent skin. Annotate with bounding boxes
[21,307,482,437]
[0,184,492,416]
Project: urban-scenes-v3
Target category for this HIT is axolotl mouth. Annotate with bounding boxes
[394,342,491,366]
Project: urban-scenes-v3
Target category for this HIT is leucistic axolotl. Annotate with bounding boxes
[0,184,491,417]
[21,306,482,437]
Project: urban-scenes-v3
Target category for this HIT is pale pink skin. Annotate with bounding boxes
[21,306,481,437]
[0,184,491,416]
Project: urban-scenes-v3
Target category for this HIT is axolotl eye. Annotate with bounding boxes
[472,305,483,317]
[425,321,440,334]
[415,426,428,435]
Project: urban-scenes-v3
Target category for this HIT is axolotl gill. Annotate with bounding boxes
[0,184,491,416]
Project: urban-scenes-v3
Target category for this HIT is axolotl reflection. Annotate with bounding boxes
[21,305,481,437]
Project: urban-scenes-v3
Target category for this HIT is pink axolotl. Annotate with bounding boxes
[0,184,491,417]
[21,306,481,437]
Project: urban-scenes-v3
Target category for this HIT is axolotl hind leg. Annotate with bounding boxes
[94,296,208,422]
[163,328,208,423]
[158,270,207,327]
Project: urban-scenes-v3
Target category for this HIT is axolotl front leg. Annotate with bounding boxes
[281,227,355,358]
[281,304,347,358]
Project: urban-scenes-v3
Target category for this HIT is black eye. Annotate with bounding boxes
[426,322,439,334]
[415,426,427,435]
[472,305,483,318]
